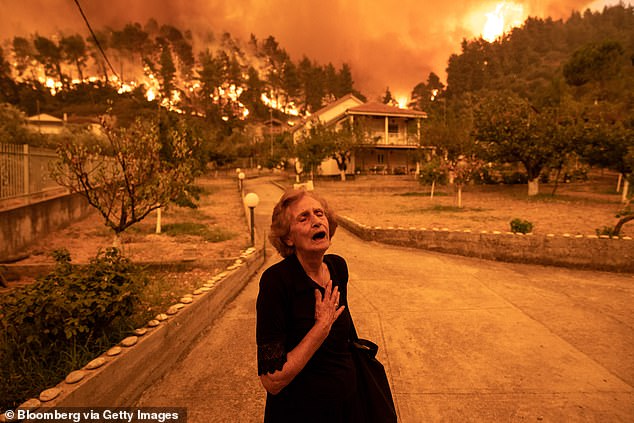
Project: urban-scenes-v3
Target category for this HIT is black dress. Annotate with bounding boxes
[256,254,361,422]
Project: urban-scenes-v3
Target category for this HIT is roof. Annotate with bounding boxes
[27,113,63,123]
[348,102,428,119]
[311,93,365,119]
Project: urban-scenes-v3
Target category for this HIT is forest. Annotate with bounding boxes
[0,4,632,181]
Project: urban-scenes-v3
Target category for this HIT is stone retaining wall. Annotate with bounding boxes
[338,215,634,273]
[0,192,92,262]
[15,247,265,411]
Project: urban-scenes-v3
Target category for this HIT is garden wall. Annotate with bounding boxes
[338,215,634,273]
[0,192,92,262]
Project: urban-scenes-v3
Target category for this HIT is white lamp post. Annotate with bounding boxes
[238,171,245,193]
[244,192,260,246]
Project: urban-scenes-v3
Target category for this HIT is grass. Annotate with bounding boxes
[397,191,449,197]
[162,222,234,242]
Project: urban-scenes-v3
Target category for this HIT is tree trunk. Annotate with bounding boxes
[616,173,622,193]
[430,180,435,199]
[621,179,630,204]
[340,170,346,182]
[457,185,463,208]
[155,207,162,234]
[528,178,539,196]
[113,233,122,249]
[613,215,634,237]
[551,167,562,196]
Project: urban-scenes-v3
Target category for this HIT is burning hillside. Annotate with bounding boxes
[3,21,359,121]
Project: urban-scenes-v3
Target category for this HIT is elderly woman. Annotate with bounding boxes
[256,188,361,422]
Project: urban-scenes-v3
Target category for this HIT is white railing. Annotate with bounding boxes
[0,143,62,201]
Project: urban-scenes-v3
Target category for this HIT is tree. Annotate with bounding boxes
[336,63,354,97]
[331,119,371,181]
[51,115,198,245]
[382,87,393,104]
[33,35,65,87]
[12,37,36,80]
[474,92,567,196]
[85,30,110,83]
[563,41,624,89]
[158,40,176,99]
[60,34,88,81]
[0,103,38,145]
[294,123,336,181]
[298,57,325,113]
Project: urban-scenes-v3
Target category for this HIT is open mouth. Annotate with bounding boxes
[312,230,327,241]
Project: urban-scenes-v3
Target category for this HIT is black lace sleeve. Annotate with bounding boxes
[256,265,289,375]
[257,341,287,375]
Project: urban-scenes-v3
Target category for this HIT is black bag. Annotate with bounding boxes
[350,319,397,423]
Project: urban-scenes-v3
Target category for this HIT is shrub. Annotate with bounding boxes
[510,218,534,234]
[595,226,615,238]
[418,158,448,186]
[0,248,147,410]
[503,172,529,185]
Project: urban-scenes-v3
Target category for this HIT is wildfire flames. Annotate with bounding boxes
[482,2,526,42]
[12,38,303,121]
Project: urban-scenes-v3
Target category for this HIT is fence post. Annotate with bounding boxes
[23,144,30,198]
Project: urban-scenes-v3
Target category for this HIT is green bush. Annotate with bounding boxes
[510,218,534,234]
[595,226,615,238]
[0,248,147,410]
[418,159,447,186]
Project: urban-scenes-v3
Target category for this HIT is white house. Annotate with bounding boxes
[26,113,65,135]
[292,94,430,176]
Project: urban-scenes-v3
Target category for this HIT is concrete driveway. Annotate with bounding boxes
[137,178,634,422]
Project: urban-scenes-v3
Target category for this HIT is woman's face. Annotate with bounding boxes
[285,195,330,256]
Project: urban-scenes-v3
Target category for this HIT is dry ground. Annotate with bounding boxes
[315,171,631,238]
[6,170,631,274]
[15,176,250,265]
[2,177,250,294]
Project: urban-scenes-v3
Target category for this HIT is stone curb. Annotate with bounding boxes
[338,215,634,273]
[16,247,265,411]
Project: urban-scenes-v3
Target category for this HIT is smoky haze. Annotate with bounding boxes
[0,0,610,99]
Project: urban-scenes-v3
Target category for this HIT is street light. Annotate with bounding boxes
[238,171,245,193]
[244,192,260,246]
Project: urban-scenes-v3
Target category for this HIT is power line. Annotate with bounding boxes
[72,0,121,83]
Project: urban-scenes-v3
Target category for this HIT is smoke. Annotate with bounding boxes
[0,0,618,99]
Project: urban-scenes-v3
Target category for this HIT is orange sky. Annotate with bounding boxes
[0,0,624,100]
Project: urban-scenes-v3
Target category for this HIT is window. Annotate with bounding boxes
[377,154,385,164]
[388,120,399,134]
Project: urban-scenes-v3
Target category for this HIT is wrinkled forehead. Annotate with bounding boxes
[287,195,324,219]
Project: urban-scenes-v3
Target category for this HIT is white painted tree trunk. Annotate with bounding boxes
[622,179,630,203]
[156,207,162,234]
[457,185,463,208]
[616,173,623,192]
[430,180,435,199]
[340,170,346,181]
[113,233,122,249]
[528,178,540,196]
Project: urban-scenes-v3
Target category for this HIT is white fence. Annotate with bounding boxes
[0,143,62,201]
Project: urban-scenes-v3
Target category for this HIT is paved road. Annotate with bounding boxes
[137,178,634,422]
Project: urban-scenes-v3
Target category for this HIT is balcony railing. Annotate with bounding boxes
[371,133,419,146]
